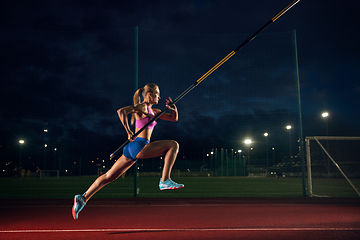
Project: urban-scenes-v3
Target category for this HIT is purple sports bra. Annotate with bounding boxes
[135,104,157,130]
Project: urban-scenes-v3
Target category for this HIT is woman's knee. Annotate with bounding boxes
[169,140,179,152]
[95,174,110,187]
[100,170,118,184]
[105,173,115,183]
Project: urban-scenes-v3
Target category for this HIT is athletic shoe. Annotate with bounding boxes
[159,178,184,190]
[72,194,86,220]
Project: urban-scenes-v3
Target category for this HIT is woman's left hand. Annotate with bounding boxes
[165,97,176,111]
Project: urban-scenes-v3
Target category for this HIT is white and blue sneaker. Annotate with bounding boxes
[72,193,86,220]
[159,178,184,190]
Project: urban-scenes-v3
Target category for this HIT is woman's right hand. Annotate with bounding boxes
[127,131,136,142]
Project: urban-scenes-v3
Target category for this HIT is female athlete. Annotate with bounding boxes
[72,83,184,220]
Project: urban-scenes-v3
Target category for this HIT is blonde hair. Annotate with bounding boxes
[131,83,159,125]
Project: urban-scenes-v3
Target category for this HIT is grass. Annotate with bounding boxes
[310,178,360,197]
[1,175,359,199]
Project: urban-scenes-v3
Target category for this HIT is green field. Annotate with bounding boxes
[1,176,359,199]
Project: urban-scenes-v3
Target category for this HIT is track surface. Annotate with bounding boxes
[1,198,359,239]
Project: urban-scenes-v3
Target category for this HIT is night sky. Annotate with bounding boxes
[1,0,359,173]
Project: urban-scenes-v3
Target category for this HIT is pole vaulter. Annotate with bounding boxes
[110,0,301,158]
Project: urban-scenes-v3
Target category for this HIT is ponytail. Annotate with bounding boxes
[131,88,144,125]
[133,88,144,106]
[130,83,159,125]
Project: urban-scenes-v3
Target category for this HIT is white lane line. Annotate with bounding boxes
[1,228,360,233]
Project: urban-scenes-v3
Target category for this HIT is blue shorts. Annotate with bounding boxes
[123,137,150,161]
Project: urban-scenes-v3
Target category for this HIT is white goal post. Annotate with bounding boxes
[305,136,360,197]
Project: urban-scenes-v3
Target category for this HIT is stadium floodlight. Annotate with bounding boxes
[286,125,292,130]
[19,140,24,144]
[322,112,329,118]
[245,139,252,145]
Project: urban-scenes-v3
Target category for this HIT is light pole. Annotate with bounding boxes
[245,139,252,171]
[264,133,269,169]
[54,148,57,170]
[322,112,329,136]
[286,125,292,161]
[210,151,214,173]
[238,150,243,176]
[44,144,47,169]
[19,140,25,169]
[232,149,236,177]
[322,112,329,152]
[44,128,48,170]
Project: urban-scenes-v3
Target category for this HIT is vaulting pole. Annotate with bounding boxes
[110,0,301,158]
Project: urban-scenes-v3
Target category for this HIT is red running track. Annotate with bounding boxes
[0,198,359,240]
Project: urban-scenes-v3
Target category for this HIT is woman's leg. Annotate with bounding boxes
[135,140,179,181]
[83,155,135,203]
